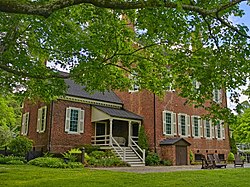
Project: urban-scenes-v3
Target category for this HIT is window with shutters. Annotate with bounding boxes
[192,116,201,138]
[21,112,29,135]
[37,106,47,133]
[162,111,176,136]
[213,89,222,103]
[215,120,225,140]
[65,107,85,134]
[178,114,190,137]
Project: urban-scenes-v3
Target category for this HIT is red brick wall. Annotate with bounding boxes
[116,90,230,160]
[23,100,94,153]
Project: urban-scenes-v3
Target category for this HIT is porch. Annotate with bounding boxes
[91,106,145,166]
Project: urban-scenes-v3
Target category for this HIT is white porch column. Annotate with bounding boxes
[109,118,113,146]
[128,121,132,146]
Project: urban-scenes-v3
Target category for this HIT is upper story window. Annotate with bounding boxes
[21,112,29,135]
[65,107,85,134]
[178,114,190,137]
[129,73,139,92]
[162,111,176,136]
[37,106,47,133]
[192,116,201,138]
[213,89,222,103]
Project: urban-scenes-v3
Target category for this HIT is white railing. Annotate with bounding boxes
[111,136,126,161]
[91,135,110,146]
[129,137,145,163]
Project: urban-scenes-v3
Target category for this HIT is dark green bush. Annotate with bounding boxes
[87,157,127,167]
[160,160,172,166]
[81,144,100,154]
[8,136,33,157]
[28,157,83,168]
[145,152,160,166]
[0,155,26,164]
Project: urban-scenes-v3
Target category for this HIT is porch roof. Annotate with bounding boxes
[92,105,143,121]
[159,138,191,146]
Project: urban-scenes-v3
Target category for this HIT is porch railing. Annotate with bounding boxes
[91,135,110,146]
[129,137,145,163]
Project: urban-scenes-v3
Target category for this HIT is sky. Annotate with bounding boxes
[227,2,250,110]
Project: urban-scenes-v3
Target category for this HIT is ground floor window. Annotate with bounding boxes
[65,107,85,133]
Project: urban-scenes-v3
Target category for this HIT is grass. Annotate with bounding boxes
[0,164,250,187]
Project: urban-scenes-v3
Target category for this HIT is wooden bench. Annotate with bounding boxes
[113,137,126,146]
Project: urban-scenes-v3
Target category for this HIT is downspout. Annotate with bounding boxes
[48,101,54,152]
[153,93,157,153]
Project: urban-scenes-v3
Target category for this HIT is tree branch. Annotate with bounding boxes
[0,63,70,79]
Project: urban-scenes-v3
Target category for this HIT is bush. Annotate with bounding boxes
[189,151,194,164]
[89,151,106,159]
[0,155,26,164]
[145,152,160,166]
[227,152,235,163]
[81,144,100,154]
[160,160,172,166]
[87,157,127,167]
[28,157,83,168]
[62,152,77,162]
[138,126,149,153]
[8,136,33,157]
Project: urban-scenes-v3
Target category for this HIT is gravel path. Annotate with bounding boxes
[91,163,250,173]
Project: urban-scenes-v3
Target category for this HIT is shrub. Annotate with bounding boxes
[189,150,194,164]
[227,152,235,163]
[89,151,106,159]
[0,155,26,164]
[160,160,172,166]
[69,148,82,154]
[87,157,127,167]
[145,152,160,166]
[28,157,83,168]
[138,126,149,153]
[62,152,77,162]
[81,144,100,154]
[8,136,33,157]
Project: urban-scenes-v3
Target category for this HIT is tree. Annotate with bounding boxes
[0,1,250,119]
[232,108,250,143]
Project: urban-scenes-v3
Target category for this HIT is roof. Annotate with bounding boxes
[159,138,191,146]
[94,105,143,120]
[64,79,123,105]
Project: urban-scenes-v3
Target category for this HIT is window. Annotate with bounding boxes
[37,106,47,133]
[204,119,212,138]
[21,112,29,135]
[213,89,222,103]
[192,116,201,138]
[129,73,139,92]
[162,111,176,136]
[65,107,85,134]
[178,114,190,137]
[192,80,201,93]
[215,120,225,140]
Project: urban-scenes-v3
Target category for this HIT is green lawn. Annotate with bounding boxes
[0,165,249,187]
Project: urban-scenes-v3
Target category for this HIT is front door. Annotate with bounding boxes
[176,146,188,165]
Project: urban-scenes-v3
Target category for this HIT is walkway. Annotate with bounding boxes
[91,163,250,173]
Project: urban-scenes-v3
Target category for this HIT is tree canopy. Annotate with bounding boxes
[0,0,250,120]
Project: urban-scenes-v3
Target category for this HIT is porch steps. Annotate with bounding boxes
[112,146,145,167]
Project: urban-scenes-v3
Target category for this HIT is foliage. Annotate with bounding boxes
[89,151,106,159]
[0,155,26,165]
[189,150,194,164]
[229,134,237,154]
[138,126,149,153]
[227,152,235,163]
[231,108,250,143]
[68,148,82,154]
[8,136,33,157]
[82,144,100,154]
[28,157,83,168]
[160,159,172,166]
[62,152,78,162]
[145,152,160,166]
[0,126,13,147]
[0,1,250,121]
[43,152,54,157]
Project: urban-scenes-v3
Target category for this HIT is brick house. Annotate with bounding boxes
[21,78,230,166]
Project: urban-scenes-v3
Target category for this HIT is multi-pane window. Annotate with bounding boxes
[178,114,190,137]
[21,112,29,135]
[204,120,211,138]
[215,120,225,140]
[129,73,139,92]
[65,107,85,133]
[37,106,47,133]
[163,111,176,136]
[192,116,201,137]
[213,89,222,103]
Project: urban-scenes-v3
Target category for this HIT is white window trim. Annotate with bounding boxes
[215,120,225,140]
[191,115,201,138]
[162,111,176,136]
[21,112,29,136]
[204,119,212,139]
[178,113,190,137]
[213,89,222,103]
[37,106,47,133]
[128,74,139,93]
[65,107,85,134]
